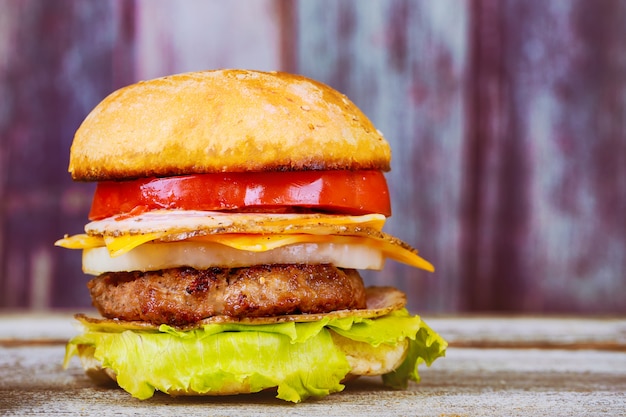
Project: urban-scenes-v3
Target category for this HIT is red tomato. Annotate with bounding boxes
[88,170,391,220]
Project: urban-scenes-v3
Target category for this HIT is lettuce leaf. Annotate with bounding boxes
[64,309,446,402]
[382,319,448,389]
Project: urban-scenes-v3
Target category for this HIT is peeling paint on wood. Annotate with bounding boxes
[1,0,625,314]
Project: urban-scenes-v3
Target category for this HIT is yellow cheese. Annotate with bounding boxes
[103,233,164,257]
[54,234,103,249]
[56,231,434,272]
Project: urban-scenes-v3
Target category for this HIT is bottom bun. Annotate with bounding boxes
[329,332,409,376]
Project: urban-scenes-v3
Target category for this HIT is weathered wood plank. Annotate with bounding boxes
[1,0,626,315]
[2,313,625,348]
[1,314,625,416]
[296,0,469,313]
[463,0,626,313]
[0,0,284,310]
[1,346,624,416]
[0,0,134,309]
[297,0,626,314]
[431,315,626,349]
[133,0,283,80]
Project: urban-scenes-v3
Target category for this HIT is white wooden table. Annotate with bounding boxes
[1,312,625,416]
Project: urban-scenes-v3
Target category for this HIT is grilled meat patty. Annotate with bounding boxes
[88,264,367,326]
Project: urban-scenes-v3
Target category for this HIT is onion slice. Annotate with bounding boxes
[82,240,385,276]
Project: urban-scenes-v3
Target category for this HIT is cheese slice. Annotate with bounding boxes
[55,234,103,250]
[55,210,434,272]
[103,233,163,257]
[56,232,434,272]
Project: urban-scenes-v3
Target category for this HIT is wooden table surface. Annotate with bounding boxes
[1,312,625,416]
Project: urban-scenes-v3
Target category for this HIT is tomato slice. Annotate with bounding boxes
[88,170,391,220]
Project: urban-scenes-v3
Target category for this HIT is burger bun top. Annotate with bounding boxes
[69,69,391,181]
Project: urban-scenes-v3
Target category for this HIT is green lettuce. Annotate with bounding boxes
[64,309,446,402]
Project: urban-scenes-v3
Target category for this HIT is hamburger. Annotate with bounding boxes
[56,69,446,402]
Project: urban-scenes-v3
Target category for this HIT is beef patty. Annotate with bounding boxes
[88,264,367,326]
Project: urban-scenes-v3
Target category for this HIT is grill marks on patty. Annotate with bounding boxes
[87,264,367,326]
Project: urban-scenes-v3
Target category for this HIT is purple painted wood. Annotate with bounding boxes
[0,0,135,308]
[0,0,287,309]
[462,0,626,313]
[132,0,284,80]
[1,0,625,313]
[297,1,469,312]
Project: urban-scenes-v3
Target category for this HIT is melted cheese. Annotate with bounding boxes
[56,232,434,272]
[55,210,434,272]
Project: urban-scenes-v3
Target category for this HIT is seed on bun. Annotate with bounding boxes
[57,69,446,403]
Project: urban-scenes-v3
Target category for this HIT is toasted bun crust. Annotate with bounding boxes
[69,69,391,181]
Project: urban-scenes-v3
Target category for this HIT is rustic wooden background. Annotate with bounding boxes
[1,0,625,313]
